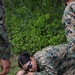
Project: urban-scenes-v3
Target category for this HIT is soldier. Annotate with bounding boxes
[16,0,75,75]
[0,0,11,75]
[16,44,75,75]
[62,0,75,56]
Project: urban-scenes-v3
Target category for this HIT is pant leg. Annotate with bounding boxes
[0,0,11,59]
[0,35,10,59]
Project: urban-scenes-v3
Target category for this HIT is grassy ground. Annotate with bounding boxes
[8,54,21,75]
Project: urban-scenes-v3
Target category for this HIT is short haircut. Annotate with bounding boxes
[18,52,30,68]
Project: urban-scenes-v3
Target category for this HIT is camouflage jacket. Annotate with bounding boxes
[33,44,75,75]
[62,1,75,75]
[0,0,10,59]
[62,1,75,53]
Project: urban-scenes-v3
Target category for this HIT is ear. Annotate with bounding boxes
[66,2,69,4]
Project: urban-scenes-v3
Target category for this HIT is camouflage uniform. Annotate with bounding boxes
[62,1,75,74]
[0,0,10,59]
[32,1,75,75]
[62,1,75,54]
[33,44,75,75]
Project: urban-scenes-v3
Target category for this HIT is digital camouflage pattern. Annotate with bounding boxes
[62,1,75,53]
[62,1,75,75]
[0,0,10,59]
[62,0,75,63]
[31,1,75,75]
[33,44,75,75]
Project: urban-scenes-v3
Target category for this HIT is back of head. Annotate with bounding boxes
[64,0,75,2]
[63,0,75,6]
[18,52,30,68]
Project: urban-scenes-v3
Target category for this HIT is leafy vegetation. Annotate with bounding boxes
[5,0,67,55]
[0,0,68,75]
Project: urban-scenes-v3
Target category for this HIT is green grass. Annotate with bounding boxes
[8,54,20,75]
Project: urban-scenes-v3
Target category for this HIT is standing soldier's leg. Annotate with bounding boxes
[0,0,11,75]
[0,0,10,59]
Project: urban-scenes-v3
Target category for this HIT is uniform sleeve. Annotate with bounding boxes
[62,2,75,62]
[33,44,69,75]
[33,71,57,75]
[70,3,75,14]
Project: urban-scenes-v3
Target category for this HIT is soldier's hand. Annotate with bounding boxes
[26,72,34,75]
[0,59,11,75]
[16,70,25,75]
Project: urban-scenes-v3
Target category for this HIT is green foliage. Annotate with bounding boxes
[5,0,67,54]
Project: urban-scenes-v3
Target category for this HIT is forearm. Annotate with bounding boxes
[32,71,57,75]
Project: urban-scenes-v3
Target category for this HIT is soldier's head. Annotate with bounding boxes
[65,0,75,5]
[18,52,37,72]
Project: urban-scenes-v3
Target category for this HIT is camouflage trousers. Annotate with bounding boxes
[0,35,10,59]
